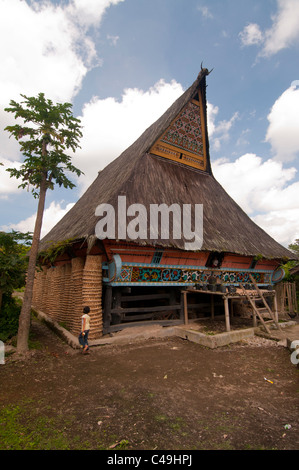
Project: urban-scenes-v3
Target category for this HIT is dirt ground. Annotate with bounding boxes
[1,317,299,451]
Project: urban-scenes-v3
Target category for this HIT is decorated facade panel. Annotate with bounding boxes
[150,94,208,171]
[103,259,275,287]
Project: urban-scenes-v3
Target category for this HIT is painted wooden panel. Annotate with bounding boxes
[150,93,208,171]
[256,259,280,270]
[221,254,252,269]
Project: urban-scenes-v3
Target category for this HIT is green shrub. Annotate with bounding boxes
[0,295,21,342]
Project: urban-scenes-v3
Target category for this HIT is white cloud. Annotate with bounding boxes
[209,82,299,246]
[252,209,299,248]
[2,201,75,238]
[3,0,125,101]
[0,158,22,198]
[239,23,264,46]
[73,79,184,192]
[262,0,299,57]
[207,102,239,151]
[107,34,120,46]
[0,0,90,104]
[197,5,213,19]
[68,0,124,27]
[0,0,124,167]
[239,0,299,56]
[265,85,299,162]
[213,153,299,246]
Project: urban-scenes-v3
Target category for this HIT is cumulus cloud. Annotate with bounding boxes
[265,85,299,162]
[239,0,299,56]
[207,102,239,151]
[262,0,299,57]
[73,79,184,192]
[0,0,90,105]
[0,0,124,156]
[252,209,299,248]
[213,153,299,246]
[197,5,213,19]
[0,158,22,198]
[2,201,75,238]
[68,0,124,27]
[0,0,124,199]
[239,23,264,46]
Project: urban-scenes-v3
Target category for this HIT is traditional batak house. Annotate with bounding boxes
[33,69,294,340]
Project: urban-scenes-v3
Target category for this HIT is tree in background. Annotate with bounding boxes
[0,231,32,310]
[0,231,32,342]
[288,239,299,258]
[4,93,83,353]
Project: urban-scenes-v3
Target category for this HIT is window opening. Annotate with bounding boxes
[152,250,163,264]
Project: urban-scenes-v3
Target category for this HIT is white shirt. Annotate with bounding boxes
[82,313,90,331]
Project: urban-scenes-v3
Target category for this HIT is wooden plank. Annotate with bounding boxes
[122,310,180,322]
[293,283,298,314]
[111,304,181,314]
[186,303,211,309]
[108,319,183,332]
[240,284,271,334]
[120,293,171,302]
[248,274,281,330]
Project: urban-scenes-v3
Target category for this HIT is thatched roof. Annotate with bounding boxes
[39,69,293,260]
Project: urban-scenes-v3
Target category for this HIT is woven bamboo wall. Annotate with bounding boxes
[46,268,55,316]
[70,257,85,335]
[82,255,103,339]
[60,264,72,330]
[40,266,48,313]
[32,255,103,339]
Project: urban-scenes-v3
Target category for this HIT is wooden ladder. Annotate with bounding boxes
[240,274,281,334]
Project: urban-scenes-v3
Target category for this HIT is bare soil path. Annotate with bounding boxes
[0,317,298,450]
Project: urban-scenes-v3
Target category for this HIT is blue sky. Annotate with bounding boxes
[0,0,299,248]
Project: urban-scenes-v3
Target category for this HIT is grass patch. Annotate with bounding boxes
[0,400,119,450]
[0,401,76,450]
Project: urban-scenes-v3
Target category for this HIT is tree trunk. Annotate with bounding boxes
[16,174,47,353]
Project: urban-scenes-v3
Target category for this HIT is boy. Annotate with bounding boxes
[81,306,91,354]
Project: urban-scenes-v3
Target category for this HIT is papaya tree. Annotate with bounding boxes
[4,93,83,353]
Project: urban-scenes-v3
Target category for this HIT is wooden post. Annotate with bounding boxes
[273,292,278,323]
[183,291,188,325]
[180,291,184,322]
[293,283,298,314]
[103,285,112,333]
[252,308,257,327]
[224,297,230,332]
[211,294,214,320]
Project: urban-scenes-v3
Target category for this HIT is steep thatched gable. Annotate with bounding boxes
[39,70,293,260]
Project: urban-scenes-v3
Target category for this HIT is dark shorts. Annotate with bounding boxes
[79,330,89,347]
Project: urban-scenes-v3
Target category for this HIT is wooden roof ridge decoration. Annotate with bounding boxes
[39,69,294,260]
